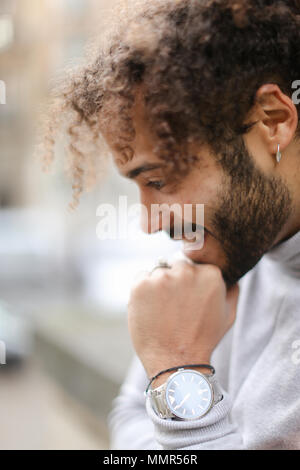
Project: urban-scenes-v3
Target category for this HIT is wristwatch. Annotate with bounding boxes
[146,368,223,420]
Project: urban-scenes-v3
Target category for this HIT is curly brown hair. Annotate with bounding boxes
[39,0,300,209]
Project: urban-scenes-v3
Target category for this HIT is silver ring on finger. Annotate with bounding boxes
[150,258,172,275]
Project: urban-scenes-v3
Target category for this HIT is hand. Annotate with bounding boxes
[127,261,240,385]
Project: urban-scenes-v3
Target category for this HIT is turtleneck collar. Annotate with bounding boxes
[265,229,300,272]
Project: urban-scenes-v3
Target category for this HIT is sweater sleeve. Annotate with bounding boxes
[107,354,163,450]
[107,353,244,450]
[145,387,244,450]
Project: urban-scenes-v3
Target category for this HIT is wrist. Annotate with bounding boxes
[150,364,212,389]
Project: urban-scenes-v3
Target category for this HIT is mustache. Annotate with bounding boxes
[167,221,205,239]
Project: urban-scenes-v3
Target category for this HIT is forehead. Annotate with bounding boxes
[103,91,165,177]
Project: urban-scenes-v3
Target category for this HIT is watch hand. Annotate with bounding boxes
[174,392,191,410]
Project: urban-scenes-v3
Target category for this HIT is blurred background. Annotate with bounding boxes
[0,0,182,450]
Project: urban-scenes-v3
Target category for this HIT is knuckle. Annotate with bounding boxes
[153,270,171,285]
[174,260,195,276]
[130,277,150,297]
[203,264,223,282]
[182,265,194,280]
[175,260,193,269]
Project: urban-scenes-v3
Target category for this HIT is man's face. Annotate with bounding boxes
[106,96,293,288]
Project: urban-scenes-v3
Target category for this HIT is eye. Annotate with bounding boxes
[145,180,165,190]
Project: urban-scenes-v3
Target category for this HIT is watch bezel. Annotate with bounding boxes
[165,369,214,420]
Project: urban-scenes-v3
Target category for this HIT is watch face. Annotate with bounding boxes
[165,369,213,420]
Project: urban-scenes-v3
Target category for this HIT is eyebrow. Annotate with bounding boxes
[125,163,164,179]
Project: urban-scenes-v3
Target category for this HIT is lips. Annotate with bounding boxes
[182,228,206,252]
[180,223,227,271]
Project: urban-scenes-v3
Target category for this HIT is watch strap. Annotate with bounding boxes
[149,382,174,419]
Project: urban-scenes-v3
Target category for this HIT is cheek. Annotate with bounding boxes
[177,174,222,207]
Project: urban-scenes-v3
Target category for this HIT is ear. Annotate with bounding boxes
[253,84,298,155]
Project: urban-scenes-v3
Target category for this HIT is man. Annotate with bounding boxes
[44,0,300,449]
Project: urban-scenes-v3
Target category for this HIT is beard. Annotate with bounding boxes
[207,138,293,288]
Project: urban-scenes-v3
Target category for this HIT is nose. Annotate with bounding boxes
[139,191,162,235]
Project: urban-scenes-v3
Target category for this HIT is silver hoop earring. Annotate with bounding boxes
[276,144,282,163]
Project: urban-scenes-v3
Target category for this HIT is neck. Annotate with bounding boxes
[271,143,300,248]
[272,192,300,248]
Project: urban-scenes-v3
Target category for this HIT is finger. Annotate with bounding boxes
[148,258,172,278]
[170,250,195,265]
[171,259,194,272]
[150,265,172,278]
[133,269,150,283]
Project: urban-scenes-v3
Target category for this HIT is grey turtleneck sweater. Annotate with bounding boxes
[107,230,300,450]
